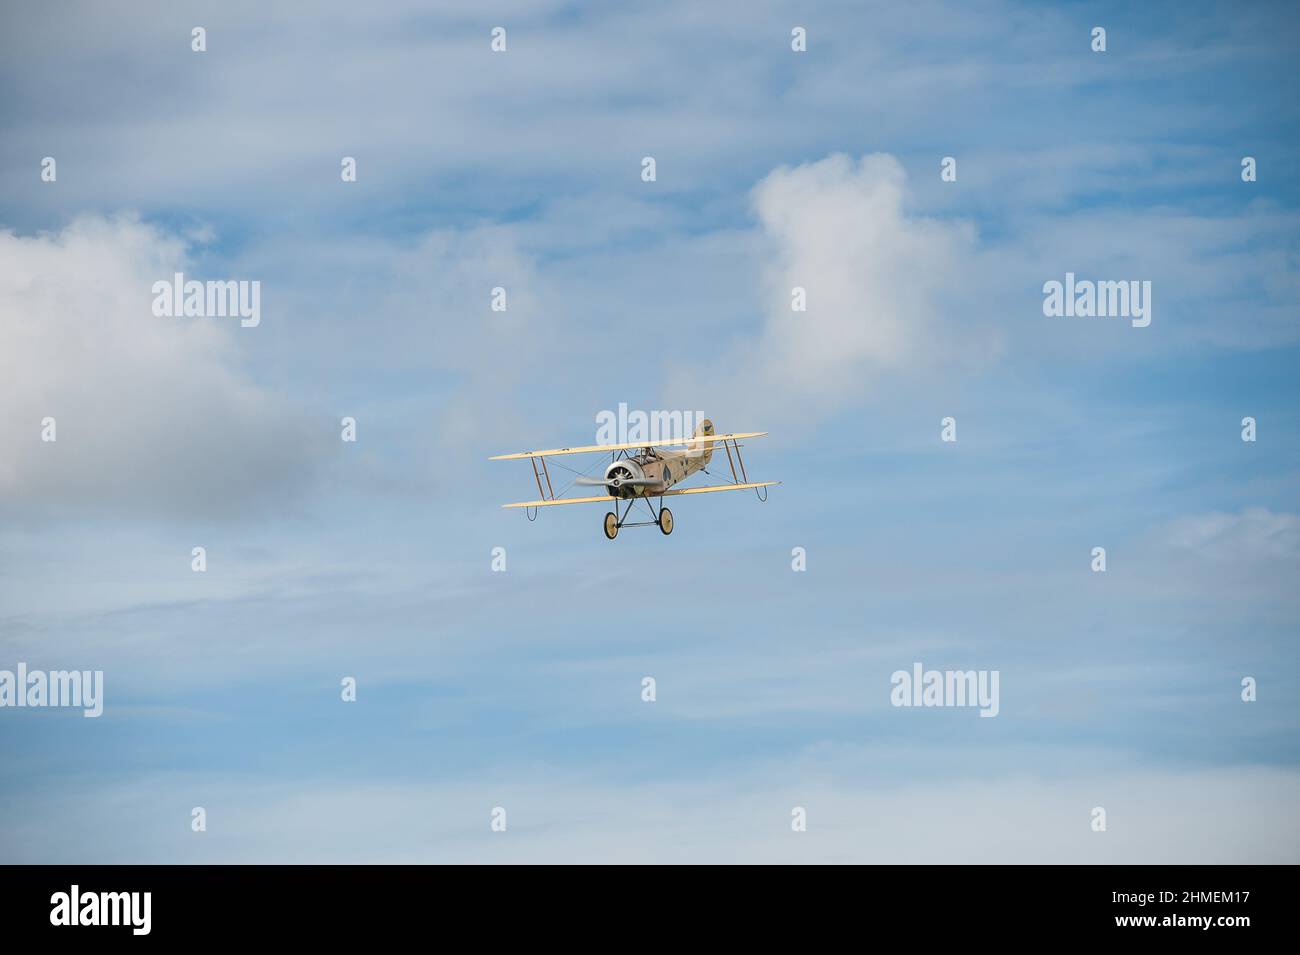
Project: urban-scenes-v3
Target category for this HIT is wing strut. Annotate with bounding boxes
[530,455,555,501]
[720,436,767,500]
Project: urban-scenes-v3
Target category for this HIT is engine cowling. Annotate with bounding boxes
[603,460,647,498]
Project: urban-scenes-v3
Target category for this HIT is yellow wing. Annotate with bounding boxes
[502,481,779,508]
[660,481,779,499]
[490,432,766,461]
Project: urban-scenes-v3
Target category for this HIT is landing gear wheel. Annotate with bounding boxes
[658,507,674,535]
[603,512,619,540]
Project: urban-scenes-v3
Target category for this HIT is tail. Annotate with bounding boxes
[688,418,715,466]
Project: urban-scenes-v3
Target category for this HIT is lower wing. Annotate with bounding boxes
[502,481,779,509]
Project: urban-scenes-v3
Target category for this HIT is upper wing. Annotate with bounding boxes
[490,432,766,461]
[502,481,779,509]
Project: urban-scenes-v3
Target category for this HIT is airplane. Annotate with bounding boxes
[491,419,778,539]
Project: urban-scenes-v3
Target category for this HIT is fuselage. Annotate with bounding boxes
[602,420,715,498]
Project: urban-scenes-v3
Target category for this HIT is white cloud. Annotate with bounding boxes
[0,215,326,519]
[1158,508,1300,562]
[675,153,994,422]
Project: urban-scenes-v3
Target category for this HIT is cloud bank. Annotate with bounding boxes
[0,216,327,520]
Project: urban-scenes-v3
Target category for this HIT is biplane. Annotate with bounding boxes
[491,419,778,539]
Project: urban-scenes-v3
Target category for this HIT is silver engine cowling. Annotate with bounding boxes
[603,459,648,499]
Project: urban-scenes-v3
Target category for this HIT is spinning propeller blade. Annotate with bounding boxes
[574,476,657,487]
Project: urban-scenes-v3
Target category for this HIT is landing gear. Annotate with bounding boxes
[601,496,675,539]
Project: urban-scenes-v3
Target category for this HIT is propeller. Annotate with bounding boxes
[575,476,657,487]
[576,464,657,489]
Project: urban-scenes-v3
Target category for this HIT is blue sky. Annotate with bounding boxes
[1,0,1298,862]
